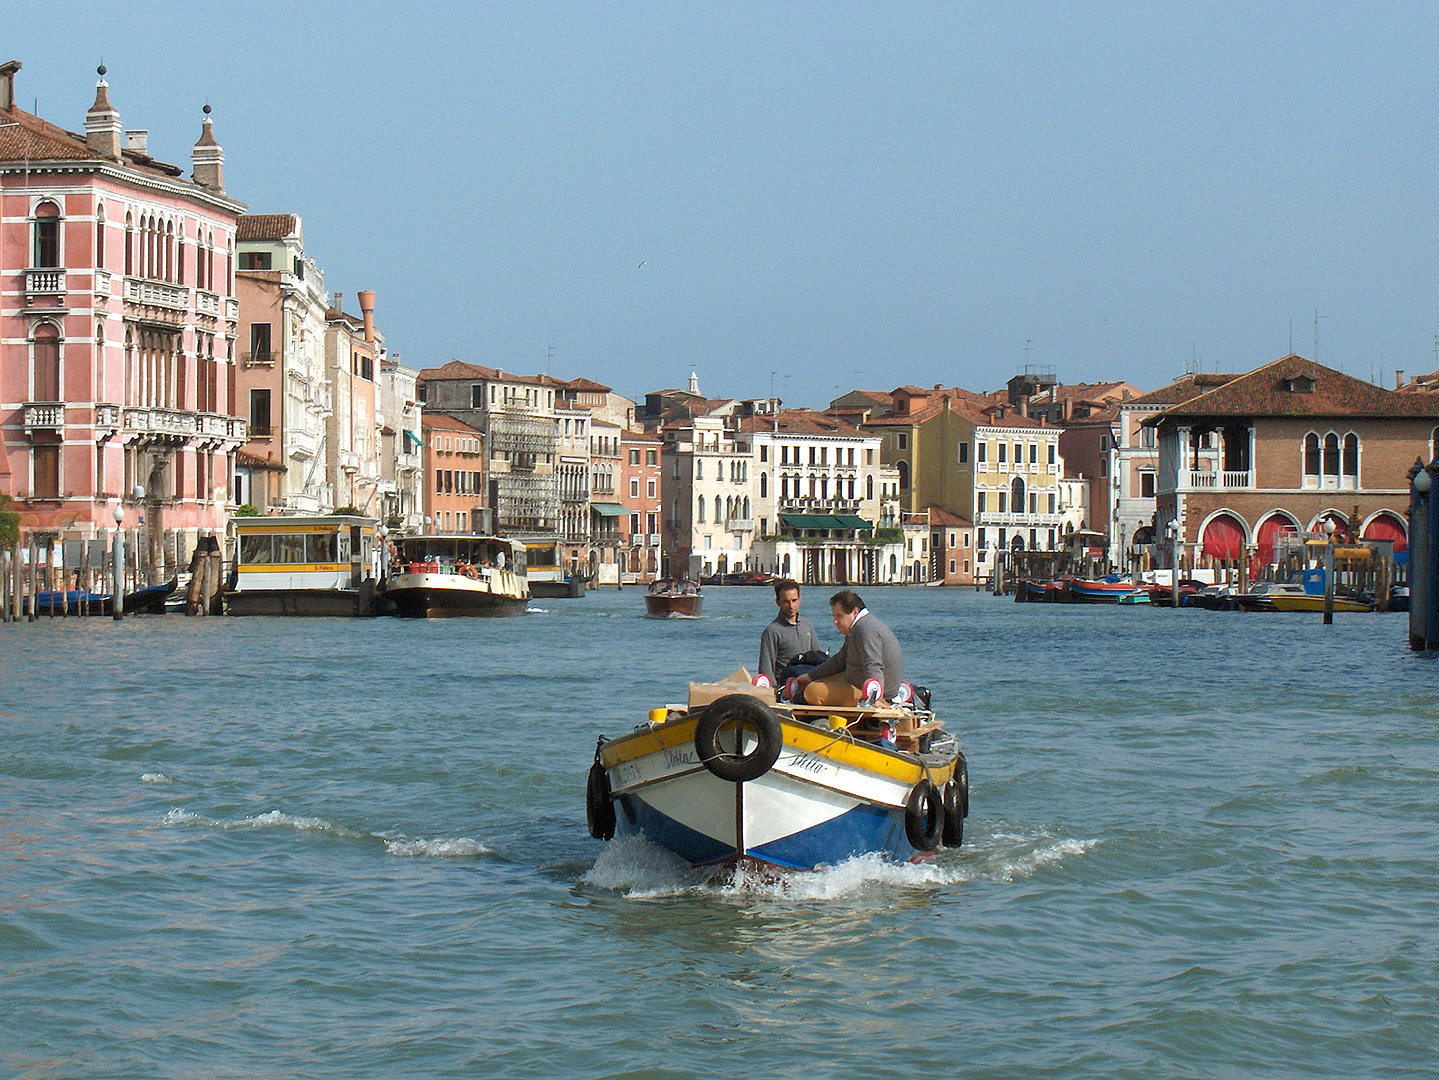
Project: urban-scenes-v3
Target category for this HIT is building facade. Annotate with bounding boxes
[1149,356,1434,571]
[421,412,484,534]
[1,62,247,578]
[619,428,662,583]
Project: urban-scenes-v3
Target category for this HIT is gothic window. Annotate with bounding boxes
[33,323,60,401]
[95,203,105,266]
[759,472,767,498]
[866,475,873,500]
[697,497,705,523]
[897,461,910,490]
[34,201,61,267]
[1323,433,1340,477]
[125,213,134,275]
[1342,433,1359,480]
[1303,433,1321,485]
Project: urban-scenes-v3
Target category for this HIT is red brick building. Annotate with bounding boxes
[620,428,662,582]
[422,413,484,534]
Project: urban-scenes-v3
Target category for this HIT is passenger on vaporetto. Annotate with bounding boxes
[792,590,903,707]
[758,578,825,685]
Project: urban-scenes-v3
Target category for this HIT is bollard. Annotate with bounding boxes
[1410,460,1428,648]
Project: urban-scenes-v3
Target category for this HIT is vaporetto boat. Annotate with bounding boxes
[382,534,529,617]
[586,690,967,873]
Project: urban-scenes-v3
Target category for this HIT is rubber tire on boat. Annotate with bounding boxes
[694,694,783,783]
[905,779,944,852]
[586,760,616,840]
[942,752,969,847]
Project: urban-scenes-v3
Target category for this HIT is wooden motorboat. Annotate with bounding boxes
[586,686,967,873]
[644,579,702,618]
[1267,593,1375,613]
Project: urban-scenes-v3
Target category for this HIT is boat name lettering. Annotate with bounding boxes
[783,752,828,775]
[663,748,698,769]
[614,762,642,787]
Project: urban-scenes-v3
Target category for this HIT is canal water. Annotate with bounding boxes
[2,589,1436,1078]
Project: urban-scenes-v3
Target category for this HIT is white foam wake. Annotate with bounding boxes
[383,837,489,858]
[141,772,173,784]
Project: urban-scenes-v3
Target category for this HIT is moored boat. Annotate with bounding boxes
[228,516,380,616]
[586,685,967,874]
[644,579,702,618]
[383,534,529,617]
[1267,593,1375,613]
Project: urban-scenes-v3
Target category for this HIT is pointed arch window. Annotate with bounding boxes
[34,323,61,401]
[1303,433,1321,486]
[1342,433,1359,487]
[95,203,106,267]
[125,213,134,275]
[34,201,61,267]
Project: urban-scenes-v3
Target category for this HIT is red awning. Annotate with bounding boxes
[1202,514,1245,560]
[1256,516,1298,565]
[1363,512,1408,554]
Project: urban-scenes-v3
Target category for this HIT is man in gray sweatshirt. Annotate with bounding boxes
[758,579,822,684]
[794,590,903,706]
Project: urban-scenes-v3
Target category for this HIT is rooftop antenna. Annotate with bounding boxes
[1024,338,1032,369]
[1313,309,1324,363]
[1289,319,1293,355]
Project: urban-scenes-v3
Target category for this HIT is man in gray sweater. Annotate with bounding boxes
[758,579,823,684]
[794,590,903,706]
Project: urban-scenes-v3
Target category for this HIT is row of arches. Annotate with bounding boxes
[696,495,752,524]
[1197,508,1408,564]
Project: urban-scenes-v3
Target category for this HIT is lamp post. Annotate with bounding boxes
[376,523,389,580]
[1168,521,1180,607]
[1410,459,1430,649]
[1322,517,1337,625]
[112,502,126,620]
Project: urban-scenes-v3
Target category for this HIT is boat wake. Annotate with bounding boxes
[162,808,490,858]
[581,830,1101,901]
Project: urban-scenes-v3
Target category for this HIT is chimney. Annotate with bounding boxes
[1396,370,1405,390]
[85,65,122,161]
[0,60,19,113]
[123,129,148,155]
[333,292,342,317]
[357,290,376,342]
[1019,396,1028,418]
[191,104,224,192]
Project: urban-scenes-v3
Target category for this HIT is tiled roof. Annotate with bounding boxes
[738,409,867,437]
[563,377,612,393]
[237,214,298,241]
[1153,355,1439,420]
[421,412,483,434]
[1126,373,1242,408]
[416,360,555,386]
[928,507,972,528]
[0,104,183,177]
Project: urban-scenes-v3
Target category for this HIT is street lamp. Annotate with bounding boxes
[1322,517,1337,624]
[112,501,126,620]
[376,523,389,578]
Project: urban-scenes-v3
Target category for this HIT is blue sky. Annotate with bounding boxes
[10,3,1439,406]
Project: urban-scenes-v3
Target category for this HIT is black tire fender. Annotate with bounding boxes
[694,694,783,783]
[942,780,964,848]
[586,759,616,840]
[905,778,944,852]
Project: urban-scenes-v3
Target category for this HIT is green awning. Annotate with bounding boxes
[834,515,872,530]
[403,430,422,450]
[781,513,874,531]
[591,503,626,517]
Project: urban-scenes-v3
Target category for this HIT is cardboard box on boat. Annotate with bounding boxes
[688,667,774,710]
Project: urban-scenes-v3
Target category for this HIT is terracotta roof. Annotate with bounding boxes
[236,451,285,471]
[0,103,185,177]
[563,377,612,393]
[928,507,972,528]
[622,429,663,444]
[1059,402,1121,426]
[1152,355,1439,421]
[1126,373,1242,408]
[738,409,867,437]
[237,214,298,241]
[862,389,1053,431]
[421,413,483,434]
[416,360,555,387]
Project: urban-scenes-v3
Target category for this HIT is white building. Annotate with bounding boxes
[660,410,757,580]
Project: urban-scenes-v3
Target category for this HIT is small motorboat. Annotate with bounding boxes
[127,577,178,615]
[1267,593,1375,613]
[586,678,967,874]
[1070,575,1137,603]
[644,579,702,618]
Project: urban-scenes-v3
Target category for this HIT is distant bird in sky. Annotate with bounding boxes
[637,260,645,268]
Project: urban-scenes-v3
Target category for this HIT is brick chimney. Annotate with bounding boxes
[0,60,19,113]
[85,65,123,161]
[191,104,224,192]
[357,290,376,343]
[1396,370,1405,390]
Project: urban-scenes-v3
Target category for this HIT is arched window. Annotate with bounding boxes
[697,497,705,523]
[759,472,767,498]
[742,497,750,519]
[1011,476,1025,514]
[1342,433,1358,486]
[165,220,174,282]
[95,203,105,267]
[897,461,910,490]
[34,201,61,267]
[866,474,873,500]
[125,213,134,275]
[227,240,234,296]
[1303,433,1320,485]
[1323,433,1340,479]
[695,459,703,481]
[714,496,721,523]
[34,323,61,400]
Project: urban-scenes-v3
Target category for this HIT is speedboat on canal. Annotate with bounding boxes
[643,578,702,618]
[586,678,968,873]
[383,534,529,617]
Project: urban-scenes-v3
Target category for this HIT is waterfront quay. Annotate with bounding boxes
[2,586,1433,1078]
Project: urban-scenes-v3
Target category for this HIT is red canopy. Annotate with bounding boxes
[1362,512,1408,554]
[1201,514,1245,560]
[1255,516,1298,565]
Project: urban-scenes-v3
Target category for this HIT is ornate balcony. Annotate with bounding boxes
[395,451,421,472]
[1182,469,1252,490]
[196,289,221,317]
[95,404,120,430]
[338,449,360,473]
[24,403,64,432]
[289,428,319,459]
[25,269,66,301]
[226,297,239,321]
[123,406,198,438]
[124,277,189,312]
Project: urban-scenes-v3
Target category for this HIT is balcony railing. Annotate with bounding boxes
[198,413,230,438]
[196,289,221,317]
[123,407,198,437]
[226,297,239,320]
[338,449,360,472]
[976,511,1064,527]
[124,277,189,311]
[1182,469,1252,490]
[396,452,421,472]
[25,269,66,301]
[228,418,247,442]
[94,270,112,297]
[242,350,274,366]
[726,518,755,532]
[649,532,662,546]
[24,403,63,431]
[290,428,319,459]
[95,403,120,429]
